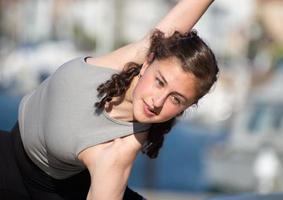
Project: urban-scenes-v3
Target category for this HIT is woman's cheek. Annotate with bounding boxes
[135,78,152,97]
[163,103,181,120]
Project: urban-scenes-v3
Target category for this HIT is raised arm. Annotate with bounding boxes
[88,0,214,70]
[134,0,215,63]
[155,0,214,36]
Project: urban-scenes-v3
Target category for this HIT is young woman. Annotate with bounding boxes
[0,0,217,199]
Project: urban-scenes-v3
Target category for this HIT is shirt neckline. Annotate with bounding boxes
[102,109,135,126]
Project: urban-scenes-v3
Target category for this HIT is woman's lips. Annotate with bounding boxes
[143,101,156,117]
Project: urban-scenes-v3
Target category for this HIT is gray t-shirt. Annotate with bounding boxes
[18,57,151,179]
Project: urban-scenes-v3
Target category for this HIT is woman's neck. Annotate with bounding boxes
[104,76,139,122]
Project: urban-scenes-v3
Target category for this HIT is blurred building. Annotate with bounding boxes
[0,0,170,94]
[205,0,283,193]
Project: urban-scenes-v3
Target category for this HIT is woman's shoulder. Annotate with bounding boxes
[50,56,119,82]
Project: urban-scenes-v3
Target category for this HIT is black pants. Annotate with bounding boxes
[0,123,145,200]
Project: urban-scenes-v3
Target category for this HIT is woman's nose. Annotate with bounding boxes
[152,93,167,108]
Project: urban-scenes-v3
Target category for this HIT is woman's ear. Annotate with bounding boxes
[140,60,150,76]
[147,52,155,63]
[140,52,155,76]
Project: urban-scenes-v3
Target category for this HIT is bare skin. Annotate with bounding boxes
[78,0,215,199]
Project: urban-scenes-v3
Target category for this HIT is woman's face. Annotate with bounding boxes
[132,56,198,123]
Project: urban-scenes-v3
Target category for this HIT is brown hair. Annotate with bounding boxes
[94,29,219,158]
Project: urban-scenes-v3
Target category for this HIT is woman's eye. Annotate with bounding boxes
[155,78,164,87]
[171,96,181,105]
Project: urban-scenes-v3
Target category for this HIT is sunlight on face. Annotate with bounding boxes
[132,56,198,123]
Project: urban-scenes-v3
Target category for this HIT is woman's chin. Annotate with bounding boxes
[133,111,155,123]
[133,115,152,123]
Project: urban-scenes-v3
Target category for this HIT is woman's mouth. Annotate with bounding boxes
[143,101,156,117]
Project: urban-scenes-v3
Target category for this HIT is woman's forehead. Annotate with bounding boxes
[150,57,194,81]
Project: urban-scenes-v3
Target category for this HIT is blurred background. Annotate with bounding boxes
[0,0,283,199]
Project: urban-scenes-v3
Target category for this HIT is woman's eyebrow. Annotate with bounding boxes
[157,70,189,103]
[172,92,189,102]
[157,70,168,84]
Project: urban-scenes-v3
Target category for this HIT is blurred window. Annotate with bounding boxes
[272,105,283,132]
[248,104,283,134]
[248,104,265,134]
